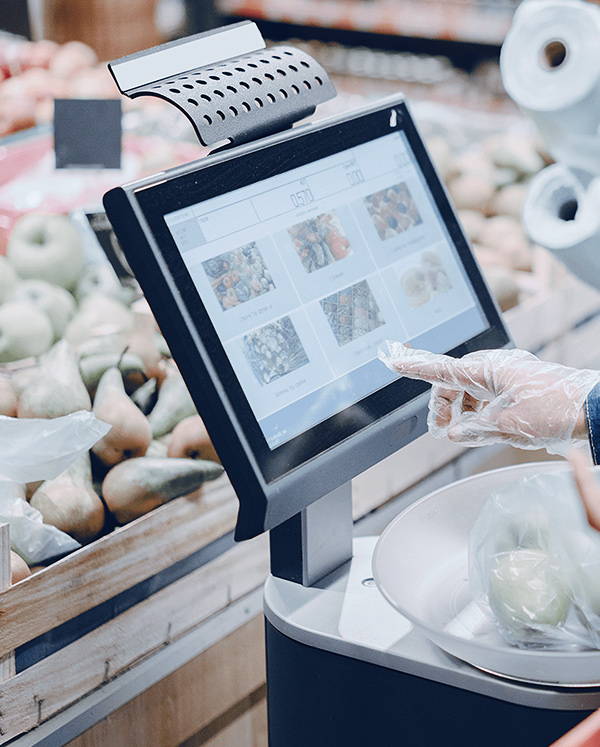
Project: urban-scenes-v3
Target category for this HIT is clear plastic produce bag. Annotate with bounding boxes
[0,410,110,565]
[469,465,600,650]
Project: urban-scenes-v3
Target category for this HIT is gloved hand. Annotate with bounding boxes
[378,341,600,455]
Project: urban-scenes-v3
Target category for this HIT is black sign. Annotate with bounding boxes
[54,98,122,169]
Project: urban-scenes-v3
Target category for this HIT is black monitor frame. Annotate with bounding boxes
[104,94,510,540]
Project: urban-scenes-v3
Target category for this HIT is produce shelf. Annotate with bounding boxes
[216,0,519,46]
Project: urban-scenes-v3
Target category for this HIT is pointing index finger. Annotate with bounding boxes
[378,340,478,390]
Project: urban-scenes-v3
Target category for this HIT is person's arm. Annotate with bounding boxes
[568,448,600,531]
[378,342,600,456]
[584,381,600,465]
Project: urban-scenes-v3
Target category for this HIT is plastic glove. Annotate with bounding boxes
[378,341,600,455]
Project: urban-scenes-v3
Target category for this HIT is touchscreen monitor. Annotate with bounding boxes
[104,94,510,539]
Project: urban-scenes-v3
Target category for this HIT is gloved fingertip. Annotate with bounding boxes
[378,339,441,376]
[378,339,406,366]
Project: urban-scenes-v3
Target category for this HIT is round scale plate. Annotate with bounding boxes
[373,461,600,687]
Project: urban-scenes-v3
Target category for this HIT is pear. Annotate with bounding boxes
[154,332,171,359]
[11,550,31,584]
[77,332,128,359]
[17,339,91,418]
[30,452,105,544]
[489,549,569,636]
[92,366,152,467]
[147,363,197,438]
[167,415,220,463]
[101,456,224,524]
[145,437,170,459]
[63,292,134,348]
[0,377,18,417]
[130,377,159,415]
[126,310,165,384]
[79,351,146,397]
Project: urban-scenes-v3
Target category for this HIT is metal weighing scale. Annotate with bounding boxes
[104,24,600,745]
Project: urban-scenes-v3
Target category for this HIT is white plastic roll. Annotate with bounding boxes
[500,0,600,173]
[522,163,600,289]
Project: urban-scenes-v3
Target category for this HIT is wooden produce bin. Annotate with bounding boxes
[0,471,270,746]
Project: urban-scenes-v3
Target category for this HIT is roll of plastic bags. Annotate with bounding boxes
[521,164,600,290]
[500,0,600,174]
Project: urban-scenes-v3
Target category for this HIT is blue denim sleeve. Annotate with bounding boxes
[585,381,600,465]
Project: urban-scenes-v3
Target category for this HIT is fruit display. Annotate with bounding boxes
[0,27,548,316]
[0,37,117,137]
[0,32,200,143]
[0,31,551,589]
[421,117,549,312]
[1,211,224,584]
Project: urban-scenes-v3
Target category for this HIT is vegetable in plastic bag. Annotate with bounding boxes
[469,466,600,650]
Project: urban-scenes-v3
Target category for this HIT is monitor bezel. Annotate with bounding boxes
[104,94,510,540]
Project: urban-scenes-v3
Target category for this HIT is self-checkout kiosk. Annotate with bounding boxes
[104,24,600,746]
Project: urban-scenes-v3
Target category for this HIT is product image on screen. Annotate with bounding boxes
[164,129,488,450]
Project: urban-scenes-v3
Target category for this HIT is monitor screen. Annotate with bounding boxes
[164,129,488,451]
[104,94,510,539]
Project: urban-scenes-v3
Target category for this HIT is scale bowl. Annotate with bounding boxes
[373,461,600,686]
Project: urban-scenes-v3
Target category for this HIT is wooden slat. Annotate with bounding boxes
[201,696,267,747]
[0,533,269,744]
[0,475,239,657]
[63,617,267,747]
[0,523,15,680]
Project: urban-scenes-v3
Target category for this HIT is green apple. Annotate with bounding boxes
[76,263,136,306]
[7,212,86,291]
[0,255,20,303]
[9,279,76,341]
[494,509,550,554]
[0,301,54,362]
[489,549,569,638]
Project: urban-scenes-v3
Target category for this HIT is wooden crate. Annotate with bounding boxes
[0,473,271,745]
[0,426,474,744]
[64,615,268,747]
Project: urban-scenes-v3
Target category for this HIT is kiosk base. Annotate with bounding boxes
[265,620,588,747]
[264,536,600,747]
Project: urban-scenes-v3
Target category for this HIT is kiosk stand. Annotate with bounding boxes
[265,469,600,747]
[105,25,600,746]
